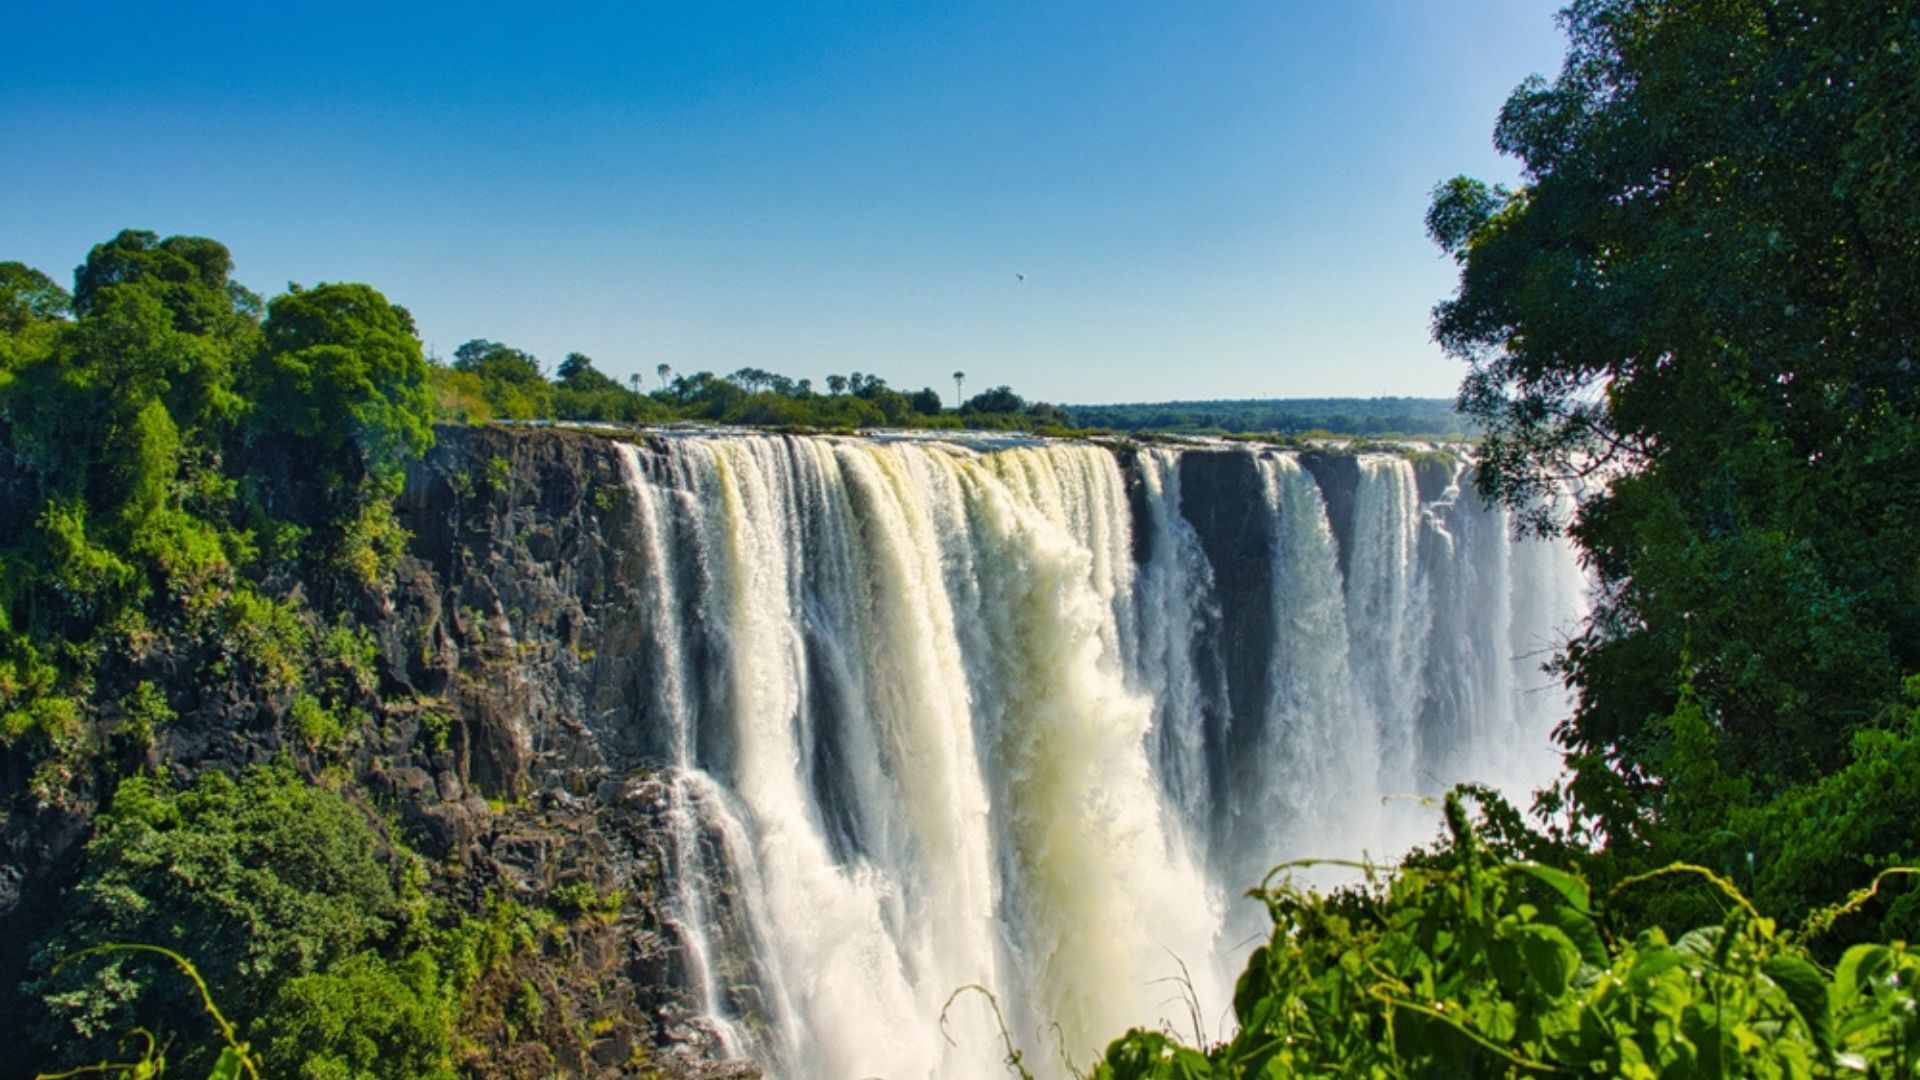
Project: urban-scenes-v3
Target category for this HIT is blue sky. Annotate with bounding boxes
[2,2,1566,405]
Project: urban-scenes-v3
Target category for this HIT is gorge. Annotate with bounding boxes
[1,424,1586,1079]
[403,426,1584,1077]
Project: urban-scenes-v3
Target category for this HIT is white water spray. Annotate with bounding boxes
[612,434,1585,1078]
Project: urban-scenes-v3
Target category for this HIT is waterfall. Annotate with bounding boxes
[613,433,1586,1079]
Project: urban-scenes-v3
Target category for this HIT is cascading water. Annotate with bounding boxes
[612,433,1586,1079]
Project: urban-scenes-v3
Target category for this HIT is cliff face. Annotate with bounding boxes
[370,425,758,1078]
[0,425,755,1080]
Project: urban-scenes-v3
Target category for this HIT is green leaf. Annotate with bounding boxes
[1511,862,1592,914]
[1518,924,1579,998]
[1629,946,1684,984]
[1762,955,1833,1057]
[205,1046,245,1080]
[1533,902,1608,969]
[1674,926,1724,963]
[1832,944,1890,1006]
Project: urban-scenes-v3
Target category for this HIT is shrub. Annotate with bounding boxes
[31,766,398,1073]
[1093,790,1920,1078]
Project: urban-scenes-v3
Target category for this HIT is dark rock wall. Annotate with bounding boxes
[1174,449,1275,819]
[0,425,751,1080]
[379,425,751,1078]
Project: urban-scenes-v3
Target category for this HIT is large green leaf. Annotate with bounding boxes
[1517,924,1579,998]
[1762,955,1834,1058]
[1534,902,1609,969]
[1511,863,1592,915]
[1832,944,1890,1007]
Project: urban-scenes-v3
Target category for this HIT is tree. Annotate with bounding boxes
[450,339,550,419]
[1429,0,1920,909]
[252,282,434,480]
[952,370,965,408]
[244,282,435,584]
[826,374,848,396]
[555,351,592,385]
[0,262,70,334]
[73,230,261,346]
[29,767,401,1076]
[554,352,651,422]
[0,263,70,375]
[655,362,672,388]
[962,385,1026,415]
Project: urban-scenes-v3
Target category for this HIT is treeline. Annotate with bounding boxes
[1064,396,1475,437]
[428,341,1075,432]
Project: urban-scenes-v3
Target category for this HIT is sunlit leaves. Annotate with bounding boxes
[1095,792,1920,1078]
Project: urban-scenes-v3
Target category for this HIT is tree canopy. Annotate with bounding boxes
[1430,0,1920,921]
[0,232,439,782]
[253,282,433,477]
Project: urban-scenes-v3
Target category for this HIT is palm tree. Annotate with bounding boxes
[656,362,673,389]
[952,371,966,409]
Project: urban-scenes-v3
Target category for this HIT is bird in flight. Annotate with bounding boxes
[1015,272,1025,283]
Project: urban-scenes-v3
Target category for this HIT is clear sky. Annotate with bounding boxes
[2,1,1567,405]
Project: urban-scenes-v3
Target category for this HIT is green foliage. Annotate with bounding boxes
[426,331,1071,434]
[288,694,350,752]
[426,363,493,425]
[0,261,72,332]
[263,952,455,1080]
[33,944,265,1080]
[0,231,437,763]
[0,261,71,374]
[243,281,434,587]
[19,752,643,1080]
[116,680,175,745]
[1095,791,1920,1079]
[218,591,309,693]
[317,622,378,697]
[548,880,625,922]
[73,231,261,345]
[451,339,550,420]
[551,351,668,422]
[484,455,512,491]
[31,767,398,1074]
[1432,0,1920,925]
[251,283,433,482]
[22,770,579,1080]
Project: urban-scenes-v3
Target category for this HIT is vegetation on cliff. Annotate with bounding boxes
[0,230,433,794]
[0,241,676,1078]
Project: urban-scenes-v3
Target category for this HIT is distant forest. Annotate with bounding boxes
[430,339,1473,440]
[1064,396,1474,438]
